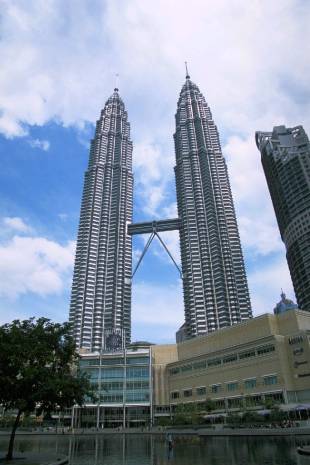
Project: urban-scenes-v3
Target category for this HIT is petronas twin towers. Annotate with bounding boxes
[69,89,133,350]
[69,75,252,352]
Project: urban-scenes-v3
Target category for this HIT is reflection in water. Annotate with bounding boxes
[0,434,309,464]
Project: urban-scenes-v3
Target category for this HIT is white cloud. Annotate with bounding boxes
[58,213,68,221]
[223,135,284,256]
[0,1,309,141]
[0,235,75,298]
[28,138,50,151]
[133,141,175,217]
[3,217,32,233]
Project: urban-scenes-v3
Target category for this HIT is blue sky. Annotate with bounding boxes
[0,0,309,343]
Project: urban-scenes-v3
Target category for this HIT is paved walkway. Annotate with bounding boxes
[168,426,310,436]
[1,426,310,437]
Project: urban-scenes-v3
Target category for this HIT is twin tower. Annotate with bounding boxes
[69,75,252,352]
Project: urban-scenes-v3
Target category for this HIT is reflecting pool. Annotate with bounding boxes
[0,434,310,465]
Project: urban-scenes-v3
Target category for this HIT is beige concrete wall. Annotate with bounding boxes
[176,314,279,361]
[151,344,178,406]
[152,310,310,407]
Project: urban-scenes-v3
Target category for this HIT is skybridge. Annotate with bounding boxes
[128,218,182,279]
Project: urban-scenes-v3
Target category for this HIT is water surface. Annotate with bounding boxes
[0,434,309,464]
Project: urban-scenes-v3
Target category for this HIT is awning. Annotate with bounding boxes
[203,413,227,419]
[257,409,271,415]
[294,404,310,410]
[281,403,310,411]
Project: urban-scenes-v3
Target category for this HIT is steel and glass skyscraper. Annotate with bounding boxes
[69,88,133,351]
[174,74,252,338]
[256,125,310,312]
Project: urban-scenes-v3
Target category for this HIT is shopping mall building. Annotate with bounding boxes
[73,309,310,428]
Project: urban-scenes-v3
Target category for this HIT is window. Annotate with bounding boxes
[211,384,221,393]
[101,358,123,365]
[257,345,275,355]
[228,398,242,408]
[293,347,304,356]
[101,368,124,379]
[193,360,207,370]
[214,399,225,409]
[80,358,99,367]
[171,391,179,400]
[183,389,192,398]
[289,335,303,345]
[169,367,180,375]
[126,367,149,379]
[181,364,192,372]
[82,368,99,379]
[196,386,206,396]
[208,358,221,367]
[244,378,256,389]
[263,375,277,386]
[223,354,237,364]
[227,382,238,392]
[126,357,149,365]
[239,350,256,360]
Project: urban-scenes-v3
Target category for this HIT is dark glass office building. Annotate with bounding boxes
[174,75,252,338]
[256,125,310,312]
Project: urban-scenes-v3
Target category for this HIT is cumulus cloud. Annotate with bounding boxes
[1,1,309,140]
[3,217,32,233]
[0,235,75,298]
[223,135,284,256]
[28,138,50,151]
[133,141,175,217]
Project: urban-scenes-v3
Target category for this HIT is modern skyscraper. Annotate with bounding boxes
[69,88,133,351]
[174,74,252,338]
[256,125,310,312]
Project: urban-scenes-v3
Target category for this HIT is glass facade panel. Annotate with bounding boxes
[79,358,100,367]
[126,367,149,378]
[101,358,124,365]
[79,350,151,407]
[83,368,99,379]
[126,357,149,365]
[101,368,124,379]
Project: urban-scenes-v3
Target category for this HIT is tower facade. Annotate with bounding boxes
[256,125,310,312]
[69,89,133,351]
[174,75,252,338]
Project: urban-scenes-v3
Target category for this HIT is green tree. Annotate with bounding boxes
[204,398,215,413]
[226,413,241,426]
[0,318,95,460]
[269,405,286,423]
[264,397,276,410]
[173,403,205,426]
[242,410,263,425]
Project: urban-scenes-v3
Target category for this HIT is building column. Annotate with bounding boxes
[96,405,100,429]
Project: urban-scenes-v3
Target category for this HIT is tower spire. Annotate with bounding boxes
[114,73,119,92]
[185,61,190,79]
